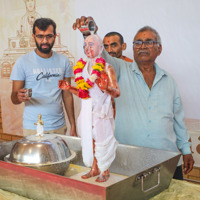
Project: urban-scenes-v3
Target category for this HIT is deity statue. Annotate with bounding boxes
[34,114,44,137]
[20,0,41,37]
[59,34,120,182]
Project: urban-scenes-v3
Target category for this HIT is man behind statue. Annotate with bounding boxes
[103,32,133,62]
[73,16,194,180]
[11,18,77,137]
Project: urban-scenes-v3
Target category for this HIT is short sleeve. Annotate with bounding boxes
[10,58,26,81]
[64,58,74,78]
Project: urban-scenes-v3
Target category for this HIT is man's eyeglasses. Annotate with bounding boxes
[133,40,160,48]
[35,34,55,41]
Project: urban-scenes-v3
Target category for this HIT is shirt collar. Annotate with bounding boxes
[131,61,167,77]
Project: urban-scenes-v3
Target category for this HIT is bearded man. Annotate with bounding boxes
[11,18,77,137]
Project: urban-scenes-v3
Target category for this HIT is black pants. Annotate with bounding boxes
[173,165,183,180]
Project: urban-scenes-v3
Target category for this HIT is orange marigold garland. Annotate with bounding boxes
[73,58,106,99]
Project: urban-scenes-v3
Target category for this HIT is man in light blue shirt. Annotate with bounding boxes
[73,17,194,180]
[11,18,77,137]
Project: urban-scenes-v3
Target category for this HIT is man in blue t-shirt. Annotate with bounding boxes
[10,18,77,137]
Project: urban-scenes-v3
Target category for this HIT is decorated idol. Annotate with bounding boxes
[34,114,44,137]
[59,34,120,182]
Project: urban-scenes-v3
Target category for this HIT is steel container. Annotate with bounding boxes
[0,135,180,200]
[24,88,32,97]
[79,20,97,35]
[4,134,76,175]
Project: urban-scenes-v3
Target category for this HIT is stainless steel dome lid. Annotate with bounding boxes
[7,134,73,165]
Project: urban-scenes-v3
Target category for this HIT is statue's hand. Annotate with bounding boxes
[96,71,109,91]
[59,80,71,90]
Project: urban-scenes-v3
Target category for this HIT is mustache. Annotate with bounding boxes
[138,50,149,55]
[108,52,117,56]
[40,43,51,47]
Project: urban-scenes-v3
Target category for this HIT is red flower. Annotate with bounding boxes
[78,58,86,65]
[96,57,106,66]
[74,68,83,75]
[86,78,94,87]
[91,70,101,77]
[75,76,84,82]
[79,89,89,99]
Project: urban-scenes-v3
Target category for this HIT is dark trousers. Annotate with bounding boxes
[173,165,183,180]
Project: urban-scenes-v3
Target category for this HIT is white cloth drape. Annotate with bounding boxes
[77,61,118,173]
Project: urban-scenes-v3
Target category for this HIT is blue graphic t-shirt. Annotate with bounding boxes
[10,50,74,131]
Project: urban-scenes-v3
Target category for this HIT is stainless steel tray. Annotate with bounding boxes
[0,136,181,200]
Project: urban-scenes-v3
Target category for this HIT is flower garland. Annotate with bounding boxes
[73,57,106,99]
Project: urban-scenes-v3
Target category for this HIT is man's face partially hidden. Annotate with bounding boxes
[103,35,125,58]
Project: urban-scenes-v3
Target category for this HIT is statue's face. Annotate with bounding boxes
[84,36,100,58]
[26,0,35,12]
